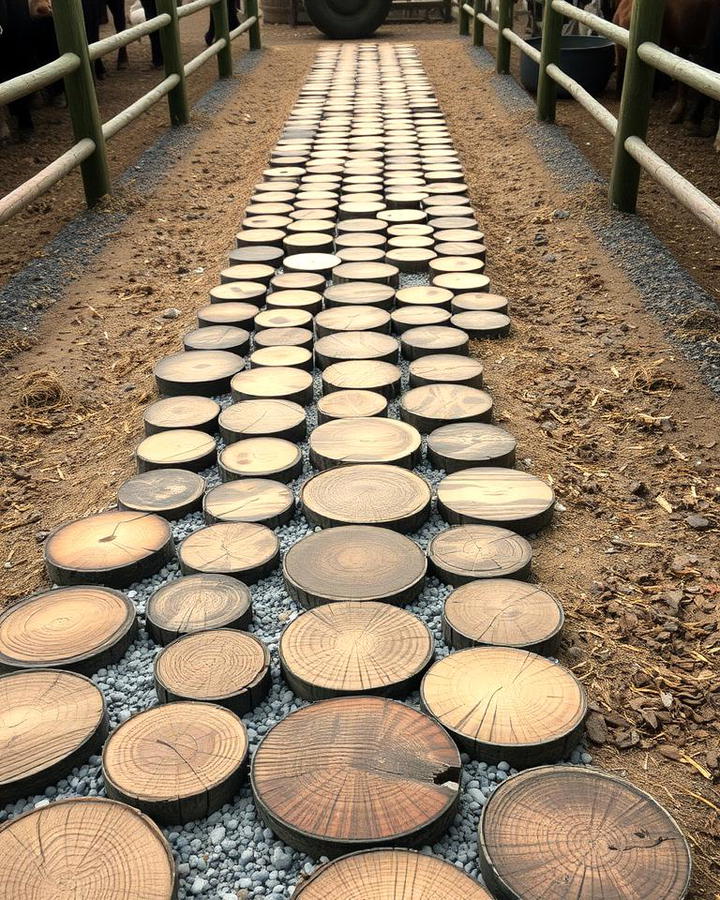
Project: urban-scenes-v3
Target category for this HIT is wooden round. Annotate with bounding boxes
[147,573,252,645]
[452,292,509,314]
[302,464,431,533]
[198,302,258,329]
[385,248,436,273]
[284,233,335,255]
[231,366,314,406]
[334,232,386,250]
[432,273,491,295]
[314,331,399,369]
[280,601,433,700]
[219,398,306,443]
[293,848,493,899]
[271,271,326,291]
[267,289,323,315]
[401,326,469,360]
[437,468,555,534]
[220,263,275,286]
[183,325,250,356]
[322,360,401,400]
[255,307,313,330]
[251,696,461,857]
[443,580,563,654]
[251,345,314,371]
[0,669,107,803]
[421,647,586,766]
[478,766,692,900]
[143,395,220,435]
[310,417,421,470]
[324,282,395,311]
[451,310,511,339]
[315,305,391,338]
[228,246,284,267]
[0,798,176,898]
[435,241,486,261]
[428,523,533,585]
[235,228,286,249]
[155,629,271,714]
[209,281,267,306]
[154,350,244,397]
[204,479,295,527]
[254,326,314,352]
[332,262,400,287]
[102,701,248,824]
[136,429,216,473]
[44,511,174,588]
[391,305,451,334]
[220,437,302,483]
[428,423,517,472]
[317,389,388,423]
[400,384,493,434]
[0,586,137,674]
[408,353,484,388]
[429,256,485,277]
[284,252,341,278]
[118,469,205,519]
[179,522,279,583]
[283,525,426,609]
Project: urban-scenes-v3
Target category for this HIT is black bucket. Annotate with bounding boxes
[519,34,615,97]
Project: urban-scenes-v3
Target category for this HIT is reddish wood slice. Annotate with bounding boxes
[198,302,258,330]
[408,353,484,388]
[452,292,509,314]
[143,395,220,436]
[118,469,205,519]
[136,429,216,473]
[154,351,244,397]
[219,437,302,483]
[401,325,469,360]
[231,367,314,406]
[183,325,250,356]
[310,417,421,470]
[209,281,267,306]
[178,522,279,583]
[324,282,396,310]
[315,331,399,369]
[254,307,314,330]
[219,398,306,443]
[317,389,388,423]
[250,345,314,371]
[315,305,391,338]
[204,479,295,527]
[400,384,493,433]
[427,524,532,585]
[427,423,517,472]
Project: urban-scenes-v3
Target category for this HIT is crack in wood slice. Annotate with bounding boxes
[183,325,250,356]
[400,384,493,434]
[427,524,533,585]
[102,701,248,824]
[437,468,555,534]
[451,292,509,314]
[44,510,174,588]
[315,306,391,338]
[0,669,108,802]
[408,353,484,389]
[250,345,314,371]
[0,797,177,897]
[154,350,245,397]
[231,366,314,406]
[323,282,396,310]
[178,522,279,583]
[209,281,267,306]
[251,696,461,857]
[136,429,217,474]
[478,766,692,900]
[451,310,511,339]
[143,396,220,436]
[219,437,302,483]
[198,302,258,330]
[219,399,307,444]
[155,629,271,714]
[322,361,402,399]
[0,585,137,674]
[427,424,517,472]
[400,325,470,360]
[314,331,400,370]
[317,390,388,424]
[146,574,252,645]
[204,479,295,528]
[391,306,452,334]
[310,418,422,470]
[254,308,314,330]
[118,469,205,519]
[421,647,586,767]
[301,465,432,533]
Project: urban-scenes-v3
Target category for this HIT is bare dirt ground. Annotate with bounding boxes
[0,21,719,895]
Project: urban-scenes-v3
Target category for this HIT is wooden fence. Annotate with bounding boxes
[0,0,262,225]
[458,0,720,238]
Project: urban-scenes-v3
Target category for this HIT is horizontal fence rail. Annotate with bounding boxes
[0,0,263,227]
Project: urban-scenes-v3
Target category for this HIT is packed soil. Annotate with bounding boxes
[0,20,718,896]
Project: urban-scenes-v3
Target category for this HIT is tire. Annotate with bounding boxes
[304,0,393,38]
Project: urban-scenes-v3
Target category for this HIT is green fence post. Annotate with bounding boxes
[536,0,563,122]
[246,0,262,50]
[609,0,665,212]
[459,0,470,35]
[51,0,111,206]
[496,0,513,74]
[472,0,483,46]
[212,0,234,78]
[156,0,189,125]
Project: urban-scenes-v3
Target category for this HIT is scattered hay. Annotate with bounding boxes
[16,370,69,410]
[630,361,680,397]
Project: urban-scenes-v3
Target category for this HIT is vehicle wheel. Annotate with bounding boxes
[304,0,393,38]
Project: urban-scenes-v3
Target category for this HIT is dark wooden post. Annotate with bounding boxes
[156,0,190,126]
[212,0,234,78]
[472,0,483,46]
[496,0,513,74]
[246,0,262,50]
[459,0,470,35]
[536,0,563,122]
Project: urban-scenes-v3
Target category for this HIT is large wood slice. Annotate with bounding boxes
[400,384,493,434]
[280,601,433,700]
[401,325,469,360]
[183,325,250,356]
[251,696,461,857]
[255,307,314,330]
[478,766,692,900]
[136,429,217,473]
[44,511,174,587]
[0,669,107,803]
[432,272,491,295]
[219,398,306,444]
[0,586,137,674]
[421,647,586,767]
[408,353,484,389]
[310,417,421,470]
[443,579,563,654]
[231,366,314,406]
[451,310,511,339]
[0,798,176,898]
[302,464,431,533]
[143,395,220,436]
[178,522,279,583]
[315,305,391,338]
[154,350,244,397]
[146,573,252,645]
[250,346,314,372]
[209,281,267,306]
[428,423,517,472]
[283,525,426,608]
[254,326,314,352]
[437,468,555,534]
[323,282,395,310]
[118,469,205,519]
[322,359,402,400]
[391,305,451,334]
[317,389,388,423]
[427,524,532,585]
[267,289,323,315]
[219,437,302,483]
[314,331,399,369]
[332,261,400,287]
[102,701,248,824]
[198,302,258,330]
[154,629,271,714]
[205,479,295,528]
[293,848,493,899]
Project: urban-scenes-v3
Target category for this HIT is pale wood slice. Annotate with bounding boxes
[437,468,555,534]
[250,345,314,371]
[293,848,493,899]
[339,201,387,220]
[443,580,563,654]
[243,214,293,230]
[385,192,430,210]
[263,166,305,180]
[408,354,483,389]
[428,423,517,472]
[400,384,493,433]
[452,292,509,314]
[432,273,491,295]
[387,223,434,238]
[429,256,485,277]
[421,647,586,766]
[227,246,286,269]
[254,307,313,330]
[310,417,421,470]
[219,400,305,446]
[387,235,435,251]
[435,228,485,243]
[0,798,176,898]
[334,231,387,249]
[0,669,108,802]
[178,522,279,583]
[266,289,323,315]
[219,437,303,484]
[155,629,271,714]
[0,586,137,674]
[143,395,220,436]
[315,305,391,338]
[209,281,267,306]
[385,248,437,273]
[197,302,258,329]
[315,331,399,370]
[204,479,295,527]
[147,573,252,645]
[271,271,326,291]
[154,350,244,398]
[332,262,400,287]
[183,325,250,356]
[231,367,314,406]
[427,524,533,585]
[435,241,486,261]
[391,305,452,334]
[254,326,314,351]
[401,325,469,360]
[118,469,205,519]
[220,263,276,286]
[136,429,217,474]
[324,282,395,310]
[479,766,692,900]
[302,464,431,533]
[423,184,468,198]
[425,208,477,222]
[254,179,299,194]
[317,389,388,424]
[395,285,454,310]
[286,217,335,234]
[102,701,248,824]
[377,209,428,226]
[250,191,296,205]
[44,511,174,587]
[322,360,402,400]
[336,247,386,263]
[294,198,340,211]
[251,696,461,856]
[284,252,341,278]
[451,310,511,339]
